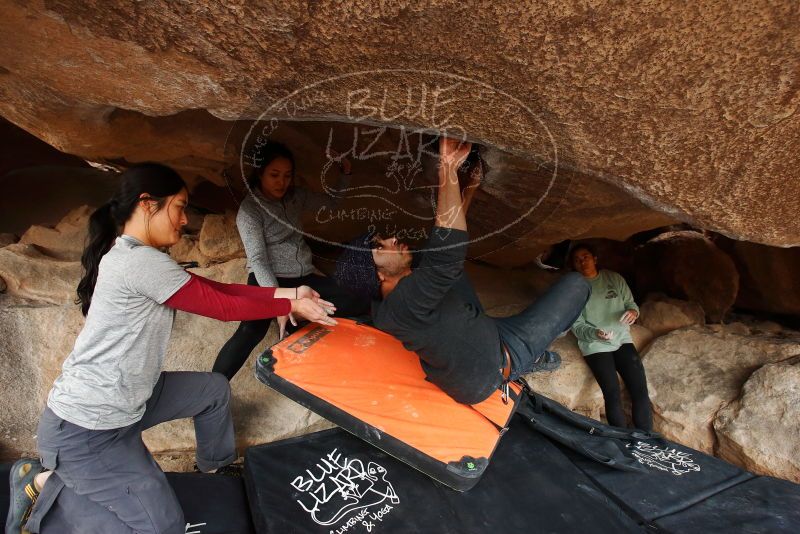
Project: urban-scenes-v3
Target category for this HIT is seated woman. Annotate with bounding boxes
[213,141,368,380]
[569,244,653,431]
[7,163,336,534]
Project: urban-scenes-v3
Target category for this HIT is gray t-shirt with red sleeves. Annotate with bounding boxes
[47,235,190,430]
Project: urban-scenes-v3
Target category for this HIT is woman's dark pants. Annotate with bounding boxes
[584,343,653,431]
[26,372,235,534]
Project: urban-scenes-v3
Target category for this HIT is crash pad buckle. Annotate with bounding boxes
[501,381,510,405]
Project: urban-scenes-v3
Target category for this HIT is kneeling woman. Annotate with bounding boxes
[7,164,336,534]
[213,141,367,380]
[570,244,653,431]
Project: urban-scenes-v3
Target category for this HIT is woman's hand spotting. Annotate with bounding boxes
[290,297,337,327]
[295,285,336,315]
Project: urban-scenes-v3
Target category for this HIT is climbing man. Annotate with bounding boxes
[335,135,591,405]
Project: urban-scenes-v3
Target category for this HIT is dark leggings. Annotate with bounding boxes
[212,272,369,380]
[584,343,652,431]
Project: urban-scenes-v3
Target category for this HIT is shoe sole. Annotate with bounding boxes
[531,353,562,373]
[6,459,40,534]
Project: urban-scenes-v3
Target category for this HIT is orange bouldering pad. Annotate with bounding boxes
[255,319,522,491]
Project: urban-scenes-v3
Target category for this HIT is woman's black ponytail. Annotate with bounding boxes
[76,163,186,315]
[77,203,118,315]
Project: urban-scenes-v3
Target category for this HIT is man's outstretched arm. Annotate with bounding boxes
[388,136,473,322]
[436,136,471,231]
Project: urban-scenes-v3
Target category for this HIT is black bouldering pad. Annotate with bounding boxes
[1,462,10,529]
[1,464,253,534]
[520,392,800,533]
[244,419,645,534]
[166,472,255,534]
[244,405,800,534]
[653,476,800,534]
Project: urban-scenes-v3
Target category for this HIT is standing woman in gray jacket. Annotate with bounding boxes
[213,141,367,380]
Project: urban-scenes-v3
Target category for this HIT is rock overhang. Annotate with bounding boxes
[0,0,798,250]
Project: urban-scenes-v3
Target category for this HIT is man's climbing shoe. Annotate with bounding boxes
[214,463,244,477]
[5,458,44,534]
[193,462,243,477]
[530,350,561,372]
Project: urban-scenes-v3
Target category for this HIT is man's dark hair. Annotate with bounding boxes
[334,234,381,300]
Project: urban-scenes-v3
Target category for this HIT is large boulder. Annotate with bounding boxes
[721,240,800,317]
[1,2,799,253]
[0,234,17,248]
[0,244,80,305]
[634,231,739,322]
[19,205,92,261]
[714,358,800,483]
[197,212,245,263]
[629,324,655,352]
[0,205,94,302]
[470,165,676,267]
[638,293,706,337]
[465,262,560,316]
[644,325,800,454]
[169,234,212,267]
[0,300,85,459]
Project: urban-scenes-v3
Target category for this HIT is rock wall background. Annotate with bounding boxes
[1,207,798,482]
[0,0,798,483]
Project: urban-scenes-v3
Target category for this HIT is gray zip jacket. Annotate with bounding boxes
[237,177,349,287]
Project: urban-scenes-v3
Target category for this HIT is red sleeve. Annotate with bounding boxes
[190,273,274,297]
[164,273,291,321]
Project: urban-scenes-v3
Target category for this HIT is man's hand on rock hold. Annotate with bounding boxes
[439,136,472,180]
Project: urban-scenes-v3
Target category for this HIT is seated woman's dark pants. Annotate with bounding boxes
[213,273,369,380]
[584,343,652,431]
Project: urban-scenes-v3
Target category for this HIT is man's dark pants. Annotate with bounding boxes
[454,271,591,380]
